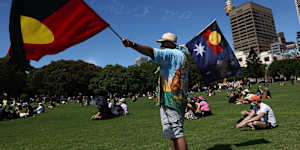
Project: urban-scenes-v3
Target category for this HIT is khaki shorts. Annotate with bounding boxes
[160,105,184,139]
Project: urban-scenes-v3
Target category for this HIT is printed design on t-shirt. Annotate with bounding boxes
[170,67,184,104]
[160,75,171,92]
[171,67,182,94]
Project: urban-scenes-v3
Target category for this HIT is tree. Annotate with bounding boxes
[268,59,300,79]
[28,60,101,96]
[90,62,158,97]
[89,64,126,96]
[0,57,27,97]
[136,61,158,94]
[184,54,202,90]
[26,68,48,96]
[246,48,264,83]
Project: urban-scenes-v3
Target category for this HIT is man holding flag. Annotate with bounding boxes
[122,33,189,150]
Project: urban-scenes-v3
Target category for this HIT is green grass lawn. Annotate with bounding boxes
[1,82,300,150]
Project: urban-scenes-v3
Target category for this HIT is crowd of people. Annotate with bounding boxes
[226,84,272,105]
[221,81,278,131]
[0,96,46,121]
[0,94,78,121]
[185,78,278,131]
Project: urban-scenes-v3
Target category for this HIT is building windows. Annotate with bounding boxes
[264,57,270,62]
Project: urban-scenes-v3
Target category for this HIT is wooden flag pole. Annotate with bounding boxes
[108,25,122,40]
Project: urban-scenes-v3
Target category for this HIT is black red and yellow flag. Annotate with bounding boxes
[9,0,109,66]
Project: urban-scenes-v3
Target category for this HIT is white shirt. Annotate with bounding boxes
[120,103,128,115]
[108,103,113,108]
[253,103,277,127]
[36,105,44,114]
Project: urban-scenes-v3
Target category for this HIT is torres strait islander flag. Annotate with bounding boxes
[8,0,109,67]
[185,20,241,83]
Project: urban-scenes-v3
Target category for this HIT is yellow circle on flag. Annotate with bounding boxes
[20,15,54,44]
[209,31,221,45]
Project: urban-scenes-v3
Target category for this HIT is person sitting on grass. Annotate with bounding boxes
[236,95,277,130]
[6,106,18,120]
[48,100,56,109]
[90,108,103,120]
[34,103,45,114]
[91,96,115,120]
[207,88,215,96]
[25,104,34,117]
[119,98,128,115]
[235,89,252,104]
[16,105,29,118]
[264,85,272,99]
[227,90,239,103]
[0,104,6,121]
[90,103,113,120]
[256,86,263,97]
[195,96,212,117]
[236,94,263,123]
[185,97,198,120]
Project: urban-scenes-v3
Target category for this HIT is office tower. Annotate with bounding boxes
[296,32,300,50]
[295,0,300,24]
[228,2,277,52]
[277,32,286,44]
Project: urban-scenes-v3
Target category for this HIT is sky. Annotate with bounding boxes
[0,0,299,68]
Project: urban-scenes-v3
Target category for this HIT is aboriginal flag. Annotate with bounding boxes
[8,0,109,69]
[185,20,241,83]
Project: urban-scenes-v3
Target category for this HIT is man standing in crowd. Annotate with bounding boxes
[122,32,188,150]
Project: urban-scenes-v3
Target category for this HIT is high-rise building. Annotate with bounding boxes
[277,32,286,44]
[270,32,286,54]
[295,0,300,24]
[296,32,300,50]
[228,2,277,53]
[286,41,297,49]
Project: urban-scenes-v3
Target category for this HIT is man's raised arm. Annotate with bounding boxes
[122,38,154,60]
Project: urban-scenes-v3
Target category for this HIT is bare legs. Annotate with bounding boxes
[170,137,188,150]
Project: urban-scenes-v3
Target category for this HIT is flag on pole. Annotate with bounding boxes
[8,0,109,67]
[185,20,241,83]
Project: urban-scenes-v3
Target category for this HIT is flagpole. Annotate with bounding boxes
[108,25,123,40]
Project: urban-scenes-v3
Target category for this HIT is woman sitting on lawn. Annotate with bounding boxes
[195,96,212,117]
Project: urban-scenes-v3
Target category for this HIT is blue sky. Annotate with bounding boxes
[0,0,299,68]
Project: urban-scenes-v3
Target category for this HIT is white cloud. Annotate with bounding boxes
[179,11,192,20]
[132,7,151,17]
[161,10,176,21]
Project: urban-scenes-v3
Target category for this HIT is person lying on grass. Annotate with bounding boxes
[236,95,278,130]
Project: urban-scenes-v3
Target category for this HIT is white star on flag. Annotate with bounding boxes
[194,43,205,57]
